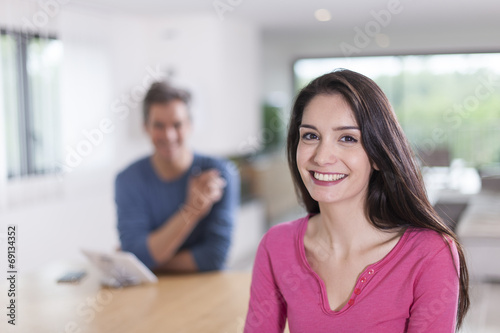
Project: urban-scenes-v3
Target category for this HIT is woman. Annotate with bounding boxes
[244,69,469,332]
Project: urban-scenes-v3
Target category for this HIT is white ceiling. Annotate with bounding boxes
[71,0,500,34]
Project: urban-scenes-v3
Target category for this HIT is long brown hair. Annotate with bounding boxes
[287,68,469,328]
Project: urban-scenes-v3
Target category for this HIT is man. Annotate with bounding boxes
[115,81,239,272]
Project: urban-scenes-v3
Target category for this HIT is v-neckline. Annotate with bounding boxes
[297,215,410,315]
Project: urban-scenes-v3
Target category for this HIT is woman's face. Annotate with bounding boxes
[296,93,375,207]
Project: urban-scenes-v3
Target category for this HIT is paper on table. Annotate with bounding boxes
[82,249,158,287]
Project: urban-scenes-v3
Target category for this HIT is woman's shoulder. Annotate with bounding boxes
[404,227,458,261]
[260,216,308,247]
[255,216,308,266]
[268,215,308,235]
[406,227,454,246]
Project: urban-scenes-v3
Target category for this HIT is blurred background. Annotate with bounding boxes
[1,0,499,331]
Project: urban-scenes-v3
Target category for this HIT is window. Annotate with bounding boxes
[294,53,500,168]
[0,29,63,179]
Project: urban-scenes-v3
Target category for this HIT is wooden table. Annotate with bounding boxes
[1,263,252,333]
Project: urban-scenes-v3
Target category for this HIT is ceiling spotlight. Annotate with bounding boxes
[315,9,331,22]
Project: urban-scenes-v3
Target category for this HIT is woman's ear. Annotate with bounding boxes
[372,162,379,171]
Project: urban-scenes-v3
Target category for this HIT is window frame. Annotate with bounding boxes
[1,28,59,179]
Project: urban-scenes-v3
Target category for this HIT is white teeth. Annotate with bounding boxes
[313,172,346,182]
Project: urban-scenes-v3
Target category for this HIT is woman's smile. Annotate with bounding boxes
[309,171,348,185]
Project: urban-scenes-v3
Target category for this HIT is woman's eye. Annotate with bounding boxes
[340,135,358,143]
[302,132,319,140]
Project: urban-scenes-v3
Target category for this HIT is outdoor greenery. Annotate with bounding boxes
[374,69,500,167]
[261,103,286,152]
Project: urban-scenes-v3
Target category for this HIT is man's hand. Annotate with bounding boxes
[184,169,227,219]
[148,169,227,271]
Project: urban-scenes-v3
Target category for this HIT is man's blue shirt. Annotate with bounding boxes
[115,153,239,271]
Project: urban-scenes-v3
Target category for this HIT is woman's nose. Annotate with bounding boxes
[313,141,338,165]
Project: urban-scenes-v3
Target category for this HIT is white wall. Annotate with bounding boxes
[141,14,261,157]
[0,1,260,273]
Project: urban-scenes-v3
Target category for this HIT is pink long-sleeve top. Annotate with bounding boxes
[244,216,460,333]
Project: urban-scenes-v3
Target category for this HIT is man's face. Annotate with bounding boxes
[145,100,192,162]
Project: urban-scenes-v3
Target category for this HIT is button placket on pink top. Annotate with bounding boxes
[347,267,376,307]
[346,231,411,308]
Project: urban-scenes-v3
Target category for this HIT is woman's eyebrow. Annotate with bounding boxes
[299,124,360,131]
[299,124,317,130]
[333,125,360,131]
